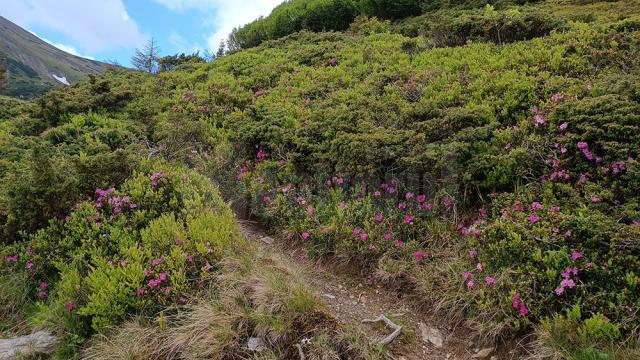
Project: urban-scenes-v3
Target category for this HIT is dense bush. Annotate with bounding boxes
[1,164,238,344]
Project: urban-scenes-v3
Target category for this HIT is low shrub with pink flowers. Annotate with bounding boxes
[1,163,240,337]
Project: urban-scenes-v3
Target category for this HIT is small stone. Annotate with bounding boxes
[322,293,336,299]
[419,322,444,348]
[472,347,494,359]
[352,301,358,305]
[247,337,266,352]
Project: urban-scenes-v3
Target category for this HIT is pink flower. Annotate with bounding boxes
[591,196,600,203]
[335,177,344,185]
[262,196,270,203]
[296,196,306,205]
[360,233,369,241]
[560,279,576,288]
[468,250,477,259]
[463,272,473,281]
[353,228,361,236]
[307,206,315,215]
[559,122,568,130]
[368,244,377,251]
[519,304,529,317]
[26,262,34,269]
[326,179,333,187]
[570,251,583,262]
[302,232,310,240]
[485,277,496,285]
[202,262,213,271]
[374,214,384,222]
[179,296,188,304]
[531,202,542,211]
[403,215,414,224]
[514,202,524,212]
[555,287,565,296]
[383,233,393,241]
[37,291,47,299]
[467,280,476,288]
[398,202,407,209]
[6,255,18,263]
[417,194,426,204]
[550,206,560,212]
[66,302,76,312]
[443,196,453,206]
[39,282,48,290]
[534,114,546,127]
[373,191,381,197]
[136,288,146,296]
[413,251,426,261]
[405,192,414,200]
[577,141,589,150]
[337,202,346,209]
[393,241,404,248]
[528,215,540,223]
[476,263,483,272]
[513,293,521,309]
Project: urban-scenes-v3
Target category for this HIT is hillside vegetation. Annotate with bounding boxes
[1,0,640,358]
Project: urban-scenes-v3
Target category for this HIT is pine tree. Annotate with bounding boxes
[216,41,226,58]
[131,38,161,73]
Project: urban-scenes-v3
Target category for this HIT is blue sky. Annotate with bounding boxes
[2,0,282,65]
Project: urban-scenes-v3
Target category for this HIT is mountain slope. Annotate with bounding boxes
[0,16,106,99]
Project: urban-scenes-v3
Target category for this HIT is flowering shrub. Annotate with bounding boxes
[1,164,239,333]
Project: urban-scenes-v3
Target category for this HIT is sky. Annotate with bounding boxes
[1,0,283,65]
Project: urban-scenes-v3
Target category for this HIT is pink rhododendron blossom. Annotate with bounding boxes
[485,277,496,285]
[387,187,396,194]
[338,202,346,209]
[326,179,333,187]
[413,251,426,261]
[39,282,48,290]
[66,302,75,312]
[398,202,407,209]
[555,287,565,295]
[591,196,601,203]
[531,202,542,210]
[394,241,404,248]
[302,232,310,240]
[424,203,434,211]
[570,251,583,261]
[443,196,453,206]
[136,288,146,296]
[467,280,476,288]
[534,114,546,126]
[560,279,576,288]
[550,206,560,212]
[296,196,306,205]
[577,141,589,149]
[37,291,47,299]
[360,233,369,241]
[368,244,377,251]
[514,202,524,212]
[528,215,540,223]
[405,192,414,200]
[375,214,384,222]
[202,263,213,271]
[353,228,361,236]
[559,122,568,130]
[463,272,473,281]
[6,255,18,263]
[404,215,414,224]
[263,196,270,203]
[384,233,393,241]
[476,263,483,272]
[335,177,344,185]
[307,206,315,215]
[373,191,381,197]
[469,250,478,259]
[417,194,426,204]
[256,149,268,159]
[26,262,33,269]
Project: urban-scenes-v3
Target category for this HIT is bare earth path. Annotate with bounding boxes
[238,220,499,360]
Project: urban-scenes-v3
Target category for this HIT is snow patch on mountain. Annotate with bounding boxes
[52,74,70,85]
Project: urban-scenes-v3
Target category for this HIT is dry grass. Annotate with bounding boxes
[82,237,384,359]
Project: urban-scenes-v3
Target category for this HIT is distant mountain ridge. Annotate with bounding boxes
[0,16,106,99]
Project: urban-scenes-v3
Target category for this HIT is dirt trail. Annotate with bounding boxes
[238,220,492,360]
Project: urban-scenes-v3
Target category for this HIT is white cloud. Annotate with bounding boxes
[38,34,96,60]
[2,0,146,52]
[168,31,203,54]
[150,0,282,50]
